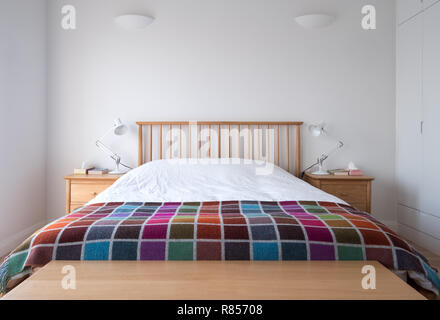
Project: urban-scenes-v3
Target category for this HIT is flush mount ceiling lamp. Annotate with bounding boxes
[114,14,155,30]
[295,14,335,29]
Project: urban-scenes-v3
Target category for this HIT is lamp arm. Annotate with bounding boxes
[320,140,344,160]
[301,160,320,178]
[95,140,133,170]
[301,140,344,178]
[98,126,115,142]
[96,140,120,163]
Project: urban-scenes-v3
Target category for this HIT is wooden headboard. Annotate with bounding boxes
[137,121,303,177]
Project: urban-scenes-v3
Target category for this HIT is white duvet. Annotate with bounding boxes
[89,159,346,205]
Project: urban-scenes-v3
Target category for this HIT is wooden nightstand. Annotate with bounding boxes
[303,172,374,213]
[64,174,123,214]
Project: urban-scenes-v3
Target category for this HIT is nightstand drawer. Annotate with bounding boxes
[303,172,374,213]
[321,182,367,204]
[70,202,87,211]
[349,202,368,212]
[70,182,113,203]
[65,174,123,214]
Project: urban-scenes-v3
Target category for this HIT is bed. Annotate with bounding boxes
[1,121,439,297]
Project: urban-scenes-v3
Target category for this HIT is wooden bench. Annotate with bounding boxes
[2,260,425,300]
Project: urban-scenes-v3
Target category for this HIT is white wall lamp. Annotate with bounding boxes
[301,122,344,177]
[96,118,132,174]
[295,14,335,29]
[114,14,155,30]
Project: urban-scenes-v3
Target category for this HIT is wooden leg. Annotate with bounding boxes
[65,180,71,214]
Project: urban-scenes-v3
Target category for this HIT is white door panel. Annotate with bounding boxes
[397,0,423,24]
[421,3,440,217]
[397,205,440,239]
[423,0,440,10]
[396,15,423,209]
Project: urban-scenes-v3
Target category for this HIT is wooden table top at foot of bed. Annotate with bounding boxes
[1,260,425,300]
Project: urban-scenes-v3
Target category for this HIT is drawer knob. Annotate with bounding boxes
[91,192,98,196]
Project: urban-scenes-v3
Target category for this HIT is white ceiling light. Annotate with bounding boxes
[114,14,155,30]
[295,14,335,29]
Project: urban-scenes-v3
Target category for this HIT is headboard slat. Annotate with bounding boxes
[136,121,303,177]
[218,124,221,158]
[286,125,290,172]
[276,125,280,166]
[159,124,163,160]
[138,125,143,166]
[149,125,153,162]
[296,125,301,176]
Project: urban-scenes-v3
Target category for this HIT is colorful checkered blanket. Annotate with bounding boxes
[1,201,439,294]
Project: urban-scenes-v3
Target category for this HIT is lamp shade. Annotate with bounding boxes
[295,14,335,29]
[114,14,154,30]
[308,122,326,137]
[113,118,128,136]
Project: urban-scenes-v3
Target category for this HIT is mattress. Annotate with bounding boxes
[89,158,347,204]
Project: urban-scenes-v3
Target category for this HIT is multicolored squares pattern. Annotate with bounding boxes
[1,201,440,293]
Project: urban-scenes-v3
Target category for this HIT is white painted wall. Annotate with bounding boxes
[0,0,47,255]
[46,0,396,225]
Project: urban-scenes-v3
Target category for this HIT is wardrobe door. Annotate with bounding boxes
[396,14,423,209]
[421,2,440,217]
[423,0,440,10]
[397,0,423,24]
